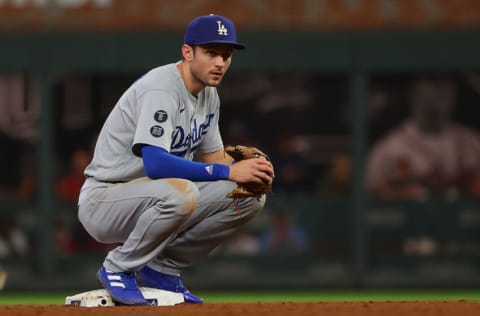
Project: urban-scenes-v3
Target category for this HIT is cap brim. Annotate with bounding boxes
[188,40,245,50]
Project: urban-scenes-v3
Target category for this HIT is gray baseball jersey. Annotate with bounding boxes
[84,62,223,185]
[78,62,265,275]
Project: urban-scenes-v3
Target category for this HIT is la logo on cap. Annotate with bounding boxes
[216,21,228,36]
[184,14,245,49]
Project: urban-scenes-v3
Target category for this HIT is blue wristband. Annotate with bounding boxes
[212,163,230,179]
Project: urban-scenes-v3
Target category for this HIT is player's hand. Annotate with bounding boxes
[228,158,275,185]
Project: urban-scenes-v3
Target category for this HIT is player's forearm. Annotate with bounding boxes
[142,145,229,181]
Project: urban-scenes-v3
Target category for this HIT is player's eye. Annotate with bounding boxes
[222,52,232,61]
[206,50,217,57]
[205,48,232,61]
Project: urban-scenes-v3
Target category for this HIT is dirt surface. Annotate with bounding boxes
[1,301,479,316]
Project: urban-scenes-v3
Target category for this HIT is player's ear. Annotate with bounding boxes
[182,44,194,62]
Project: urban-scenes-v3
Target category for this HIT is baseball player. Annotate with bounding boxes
[77,14,274,306]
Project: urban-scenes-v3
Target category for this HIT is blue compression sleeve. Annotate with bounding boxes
[141,145,230,181]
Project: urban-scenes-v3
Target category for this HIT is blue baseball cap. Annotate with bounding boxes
[184,14,245,50]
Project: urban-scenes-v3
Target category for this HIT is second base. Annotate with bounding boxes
[65,287,185,307]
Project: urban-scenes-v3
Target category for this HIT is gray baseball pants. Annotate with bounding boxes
[78,177,264,275]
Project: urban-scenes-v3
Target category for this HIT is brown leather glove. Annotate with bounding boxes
[224,145,273,199]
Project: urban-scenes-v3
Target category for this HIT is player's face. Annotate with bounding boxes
[190,44,233,87]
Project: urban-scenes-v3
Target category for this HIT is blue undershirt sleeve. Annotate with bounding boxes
[141,145,230,181]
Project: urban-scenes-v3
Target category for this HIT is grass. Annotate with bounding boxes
[1,290,479,305]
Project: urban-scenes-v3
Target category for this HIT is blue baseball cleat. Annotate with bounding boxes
[96,266,148,305]
[136,266,203,304]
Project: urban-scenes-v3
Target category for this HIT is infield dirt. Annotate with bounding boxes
[1,301,479,316]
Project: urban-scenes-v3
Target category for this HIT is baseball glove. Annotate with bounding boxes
[224,145,273,199]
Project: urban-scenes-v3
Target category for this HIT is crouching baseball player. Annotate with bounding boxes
[77,14,274,305]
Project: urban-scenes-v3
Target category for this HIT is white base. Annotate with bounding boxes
[65,287,185,307]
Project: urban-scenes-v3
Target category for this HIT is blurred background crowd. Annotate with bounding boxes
[1,0,480,290]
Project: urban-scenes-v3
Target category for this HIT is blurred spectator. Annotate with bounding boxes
[270,133,313,195]
[0,75,38,142]
[56,148,91,202]
[316,154,352,196]
[259,208,310,255]
[366,76,480,200]
[221,228,261,256]
[53,218,79,255]
[0,74,38,198]
[55,147,108,254]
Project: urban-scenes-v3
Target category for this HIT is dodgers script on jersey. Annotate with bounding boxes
[84,62,223,183]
